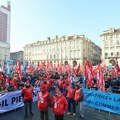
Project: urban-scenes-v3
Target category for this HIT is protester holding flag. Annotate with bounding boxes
[0,73,5,91]
[9,75,18,91]
[84,60,94,88]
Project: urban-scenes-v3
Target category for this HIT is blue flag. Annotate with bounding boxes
[6,64,11,75]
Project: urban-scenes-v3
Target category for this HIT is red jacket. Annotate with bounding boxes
[57,79,64,88]
[46,78,53,90]
[41,83,49,92]
[38,91,50,111]
[21,86,33,101]
[10,78,18,90]
[67,86,76,99]
[52,95,68,115]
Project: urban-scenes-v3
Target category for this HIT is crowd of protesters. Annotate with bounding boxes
[0,59,120,119]
[20,69,85,120]
[0,59,120,93]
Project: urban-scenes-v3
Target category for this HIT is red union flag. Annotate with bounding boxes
[96,64,100,84]
[115,58,120,74]
[66,64,70,76]
[58,63,63,73]
[85,60,94,88]
[15,59,23,81]
[96,63,105,92]
[16,59,21,72]
[1,64,5,73]
[76,64,80,75]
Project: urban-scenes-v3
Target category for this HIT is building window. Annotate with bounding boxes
[116,35,119,38]
[105,53,108,56]
[117,52,119,56]
[111,52,113,56]
[110,47,114,50]
[110,35,113,39]
[105,41,108,46]
[110,40,114,45]
[116,40,119,44]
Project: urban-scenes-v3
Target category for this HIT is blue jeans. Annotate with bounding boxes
[24,99,33,116]
[67,98,76,113]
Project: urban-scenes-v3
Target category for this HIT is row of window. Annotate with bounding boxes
[104,35,120,39]
[105,39,120,45]
[105,52,119,56]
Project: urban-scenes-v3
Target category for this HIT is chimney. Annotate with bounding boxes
[55,35,58,39]
[47,37,50,40]
[7,0,11,11]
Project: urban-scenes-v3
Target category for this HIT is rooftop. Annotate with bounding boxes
[101,28,120,36]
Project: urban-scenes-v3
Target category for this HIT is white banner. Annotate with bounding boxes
[0,87,40,114]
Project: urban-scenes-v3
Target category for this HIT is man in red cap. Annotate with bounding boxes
[0,74,5,91]
[21,80,34,119]
[9,75,18,91]
[38,85,51,120]
[52,89,68,120]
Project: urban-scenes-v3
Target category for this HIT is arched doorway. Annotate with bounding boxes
[109,59,115,66]
[73,60,77,67]
[64,61,68,65]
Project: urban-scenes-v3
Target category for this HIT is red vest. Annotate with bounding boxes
[22,86,33,101]
[67,86,76,99]
[52,95,68,115]
[74,88,85,101]
[74,88,81,101]
[38,91,50,111]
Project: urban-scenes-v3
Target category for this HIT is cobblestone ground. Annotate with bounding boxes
[0,102,120,120]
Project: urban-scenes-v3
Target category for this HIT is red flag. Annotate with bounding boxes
[99,64,105,92]
[57,63,59,68]
[96,64,105,92]
[46,61,50,70]
[5,75,9,86]
[52,64,56,70]
[15,59,23,81]
[84,60,94,88]
[27,62,34,74]
[66,64,70,76]
[36,62,40,70]
[76,64,80,75]
[19,71,23,81]
[62,64,65,73]
[1,64,5,73]
[38,61,44,70]
[110,68,115,77]
[15,59,21,72]
[115,58,120,74]
[72,67,75,74]
[58,63,62,73]
[96,64,100,83]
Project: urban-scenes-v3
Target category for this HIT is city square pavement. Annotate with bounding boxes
[0,102,120,120]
